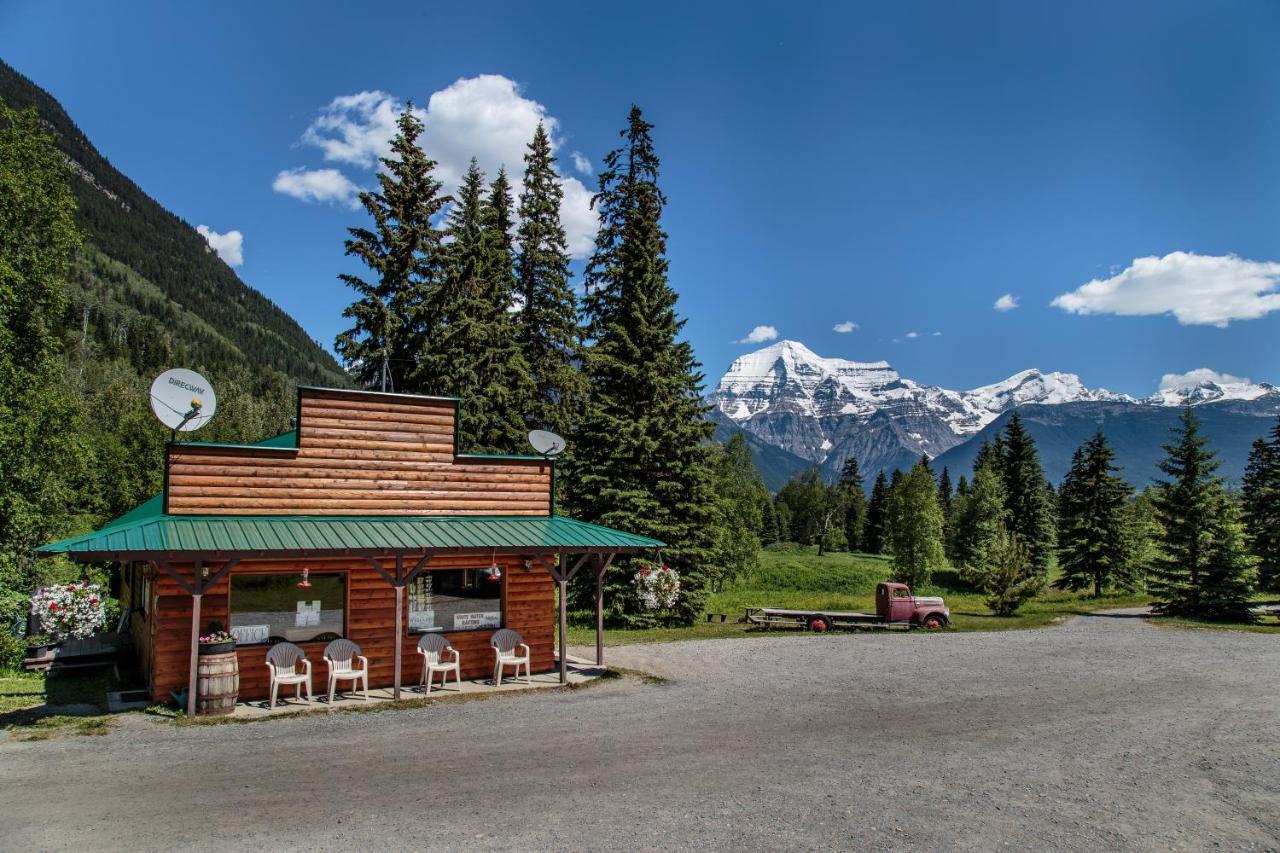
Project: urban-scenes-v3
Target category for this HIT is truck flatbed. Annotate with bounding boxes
[744,606,913,631]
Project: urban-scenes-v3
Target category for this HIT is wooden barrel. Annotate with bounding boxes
[196,651,239,716]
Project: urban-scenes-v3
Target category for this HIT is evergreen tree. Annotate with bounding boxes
[978,527,1044,616]
[0,106,91,631]
[1056,432,1136,596]
[864,470,890,554]
[1197,495,1257,621]
[999,413,1056,576]
[416,160,535,452]
[838,456,867,553]
[889,467,905,491]
[954,462,1008,579]
[335,104,448,392]
[1150,407,1240,616]
[937,465,954,555]
[1240,418,1280,591]
[516,122,584,438]
[885,459,945,589]
[773,498,794,545]
[973,436,1004,475]
[569,107,716,624]
[759,493,779,546]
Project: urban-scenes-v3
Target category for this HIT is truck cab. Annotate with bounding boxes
[876,582,949,629]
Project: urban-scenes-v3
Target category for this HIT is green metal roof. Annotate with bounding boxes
[38,511,663,560]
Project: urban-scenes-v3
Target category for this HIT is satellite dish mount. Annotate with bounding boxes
[528,430,566,515]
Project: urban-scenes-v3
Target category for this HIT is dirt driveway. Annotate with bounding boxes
[1,614,1277,851]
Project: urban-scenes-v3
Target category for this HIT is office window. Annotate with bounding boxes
[408,568,502,632]
[229,573,345,645]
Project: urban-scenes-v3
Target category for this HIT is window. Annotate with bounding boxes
[229,573,346,645]
[128,563,150,618]
[408,568,502,633]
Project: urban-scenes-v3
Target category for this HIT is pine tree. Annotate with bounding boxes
[1197,495,1256,621]
[838,456,867,553]
[885,460,945,588]
[569,107,716,624]
[516,122,584,438]
[706,434,766,591]
[335,104,448,392]
[999,413,1056,576]
[979,527,1044,616]
[759,494,779,546]
[937,466,954,556]
[1241,418,1280,591]
[1150,407,1232,615]
[864,471,890,554]
[1056,432,1136,596]
[954,462,1008,579]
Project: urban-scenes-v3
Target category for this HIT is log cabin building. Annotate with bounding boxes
[38,386,661,712]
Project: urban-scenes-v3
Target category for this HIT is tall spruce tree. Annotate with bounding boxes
[885,459,945,589]
[1241,418,1280,591]
[1149,407,1247,616]
[706,434,766,590]
[999,413,1056,576]
[335,104,448,392]
[954,462,1007,577]
[1197,494,1256,621]
[838,456,867,553]
[937,465,954,556]
[1056,432,1136,596]
[569,107,716,624]
[864,470,891,554]
[515,123,583,437]
[417,160,533,451]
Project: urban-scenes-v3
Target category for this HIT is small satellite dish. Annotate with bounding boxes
[149,368,217,433]
[528,429,566,458]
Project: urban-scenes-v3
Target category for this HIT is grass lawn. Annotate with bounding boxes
[0,668,118,740]
[566,546,1153,647]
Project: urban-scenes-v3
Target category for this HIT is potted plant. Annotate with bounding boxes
[632,561,681,611]
[24,632,54,658]
[198,625,236,655]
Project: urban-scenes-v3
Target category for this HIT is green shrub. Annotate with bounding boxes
[0,631,26,671]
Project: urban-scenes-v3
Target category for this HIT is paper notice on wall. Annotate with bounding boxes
[409,610,435,630]
[296,600,320,627]
[231,624,269,645]
[453,611,501,630]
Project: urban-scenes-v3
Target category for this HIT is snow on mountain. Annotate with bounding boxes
[709,341,1273,478]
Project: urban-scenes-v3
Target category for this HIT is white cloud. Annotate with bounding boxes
[905,331,920,339]
[1052,252,1280,327]
[993,293,1019,312]
[195,225,244,267]
[832,320,859,333]
[736,325,779,344]
[292,77,598,257]
[931,331,942,336]
[1158,368,1251,392]
[272,167,361,208]
[570,151,593,176]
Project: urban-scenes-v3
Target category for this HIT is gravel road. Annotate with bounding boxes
[1,614,1277,852]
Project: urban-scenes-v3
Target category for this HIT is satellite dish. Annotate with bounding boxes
[149,368,217,433]
[528,429,566,458]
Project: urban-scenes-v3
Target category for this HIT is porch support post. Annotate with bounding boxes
[558,552,569,685]
[594,553,615,668]
[393,555,404,700]
[187,591,202,717]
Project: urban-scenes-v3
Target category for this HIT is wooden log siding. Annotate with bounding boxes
[165,388,551,516]
[148,555,555,702]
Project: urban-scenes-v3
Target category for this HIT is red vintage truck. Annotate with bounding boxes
[743,582,949,631]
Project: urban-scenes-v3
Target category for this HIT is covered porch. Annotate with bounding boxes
[38,511,661,717]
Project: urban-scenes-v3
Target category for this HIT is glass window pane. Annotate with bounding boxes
[230,573,345,645]
[408,568,502,632]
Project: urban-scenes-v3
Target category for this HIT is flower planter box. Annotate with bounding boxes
[198,640,236,655]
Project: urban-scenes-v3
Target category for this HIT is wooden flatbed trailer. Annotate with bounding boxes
[744,607,914,632]
[742,583,951,632]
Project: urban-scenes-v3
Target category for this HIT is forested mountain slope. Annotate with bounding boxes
[0,58,348,389]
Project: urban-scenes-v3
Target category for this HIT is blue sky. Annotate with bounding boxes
[2,1,1278,397]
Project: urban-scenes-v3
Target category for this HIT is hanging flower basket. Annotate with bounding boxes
[632,562,681,611]
[29,582,107,641]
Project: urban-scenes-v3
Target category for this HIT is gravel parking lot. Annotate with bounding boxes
[1,614,1277,851]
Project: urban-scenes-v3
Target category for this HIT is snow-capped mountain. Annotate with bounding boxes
[709,340,1277,484]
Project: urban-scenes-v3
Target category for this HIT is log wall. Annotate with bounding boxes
[165,388,551,516]
[148,554,555,702]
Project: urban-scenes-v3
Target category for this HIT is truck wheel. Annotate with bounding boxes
[807,615,831,633]
[921,614,946,631]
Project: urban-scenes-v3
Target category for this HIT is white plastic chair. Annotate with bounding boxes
[417,634,461,693]
[490,628,530,686]
[323,639,369,703]
[265,642,312,709]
